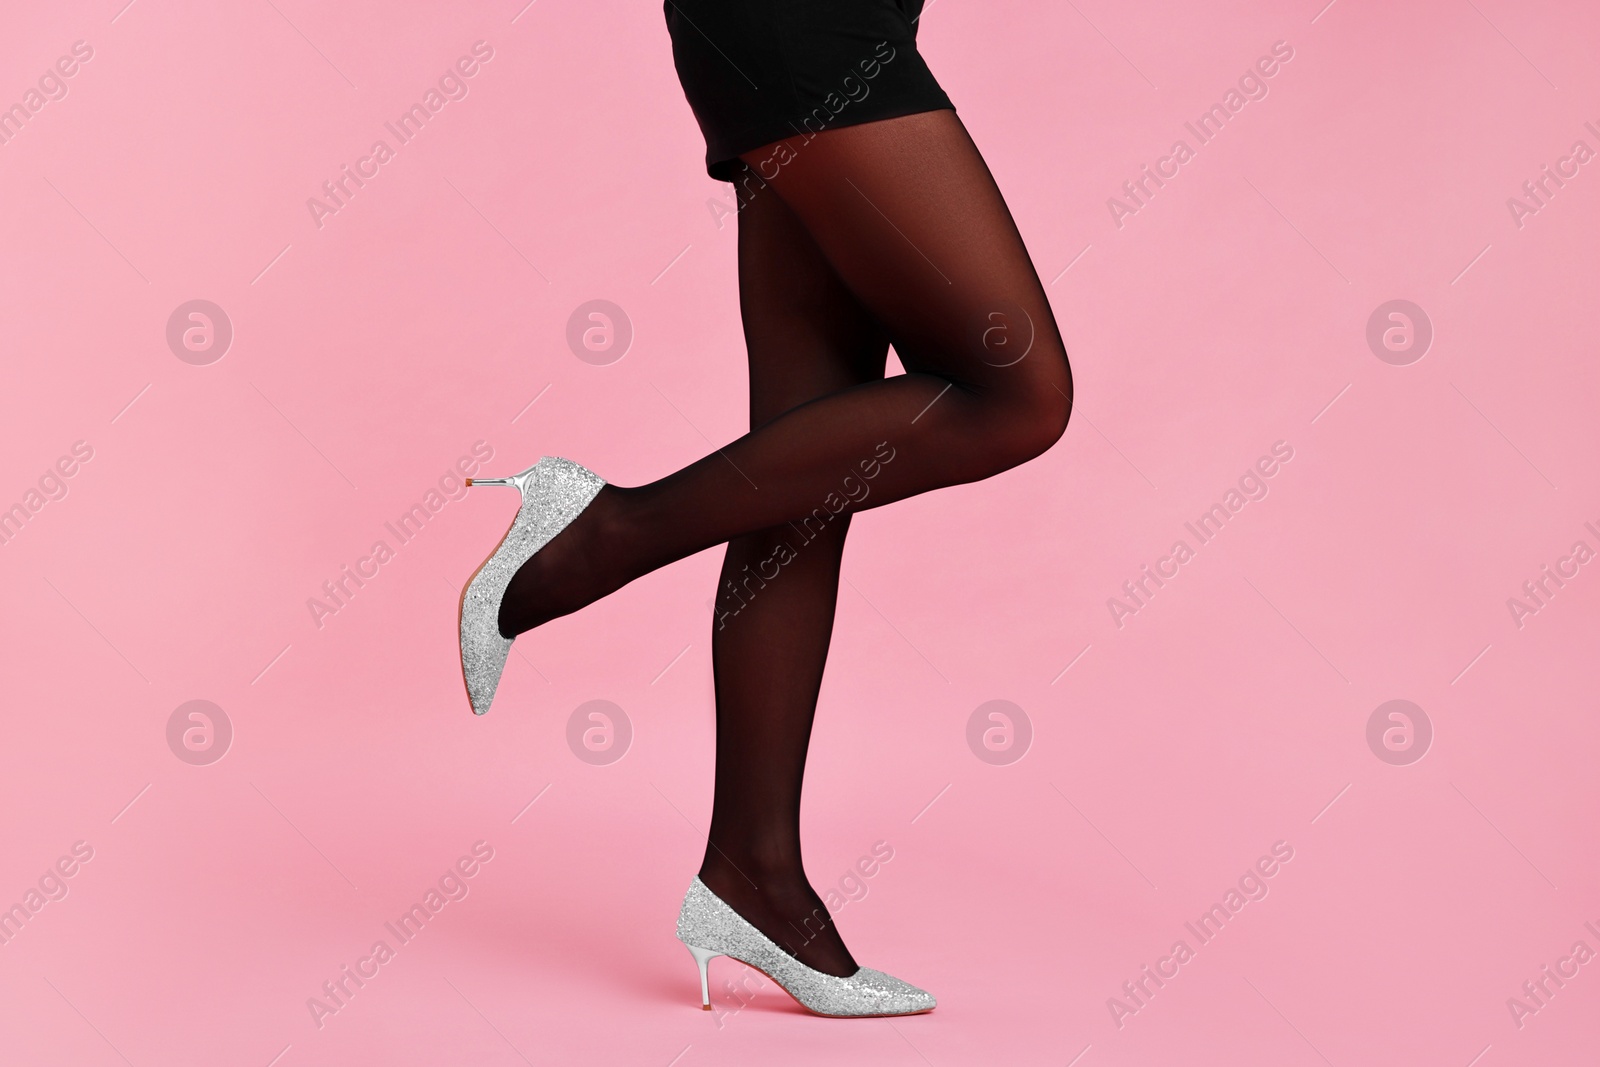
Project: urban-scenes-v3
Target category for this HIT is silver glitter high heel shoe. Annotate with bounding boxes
[458,456,605,716]
[676,876,936,1018]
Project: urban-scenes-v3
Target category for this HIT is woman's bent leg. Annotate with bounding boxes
[500,109,1072,637]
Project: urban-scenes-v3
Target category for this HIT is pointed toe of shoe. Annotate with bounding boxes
[836,968,936,1016]
[460,580,514,716]
[461,633,512,715]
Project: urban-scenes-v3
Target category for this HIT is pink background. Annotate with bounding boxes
[3,0,1598,1064]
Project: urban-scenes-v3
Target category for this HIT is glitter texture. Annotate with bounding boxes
[458,456,605,715]
[676,876,936,1017]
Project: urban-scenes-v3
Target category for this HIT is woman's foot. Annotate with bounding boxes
[697,861,859,978]
[496,484,634,637]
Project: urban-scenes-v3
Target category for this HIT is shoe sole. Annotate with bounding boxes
[457,505,522,715]
[698,951,935,1019]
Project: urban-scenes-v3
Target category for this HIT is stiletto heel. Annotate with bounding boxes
[464,472,529,489]
[675,877,935,1017]
[458,456,606,716]
[684,942,720,1009]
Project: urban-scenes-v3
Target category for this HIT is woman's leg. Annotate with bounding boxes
[499,108,1073,636]
[698,174,889,976]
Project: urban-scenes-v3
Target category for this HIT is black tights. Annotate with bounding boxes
[500,109,1073,976]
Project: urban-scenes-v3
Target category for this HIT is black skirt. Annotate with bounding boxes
[663,0,955,181]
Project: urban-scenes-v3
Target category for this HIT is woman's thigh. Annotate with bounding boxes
[738,109,1072,411]
[736,169,891,427]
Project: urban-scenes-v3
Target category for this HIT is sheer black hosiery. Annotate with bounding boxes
[497,109,1073,973]
[694,182,890,976]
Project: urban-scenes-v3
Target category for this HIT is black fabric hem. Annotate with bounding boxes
[704,100,956,183]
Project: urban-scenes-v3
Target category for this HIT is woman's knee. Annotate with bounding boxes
[1014,393,1072,466]
[992,347,1073,467]
[958,389,1068,479]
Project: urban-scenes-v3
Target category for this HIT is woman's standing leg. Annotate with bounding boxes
[697,171,889,976]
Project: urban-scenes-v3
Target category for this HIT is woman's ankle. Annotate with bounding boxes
[496,483,641,636]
